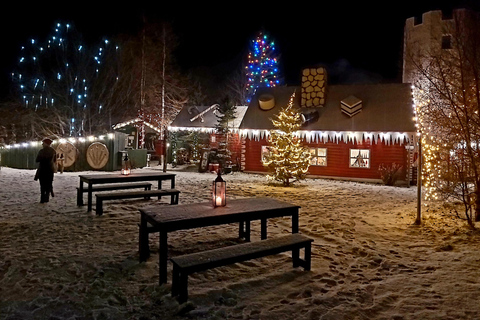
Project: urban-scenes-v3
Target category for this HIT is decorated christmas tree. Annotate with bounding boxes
[245,31,282,104]
[264,94,311,186]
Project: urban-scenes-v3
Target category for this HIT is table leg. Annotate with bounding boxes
[158,180,162,190]
[159,231,168,284]
[139,212,150,262]
[171,177,175,189]
[87,183,93,212]
[292,210,299,233]
[261,218,267,239]
[239,221,244,238]
[77,180,84,206]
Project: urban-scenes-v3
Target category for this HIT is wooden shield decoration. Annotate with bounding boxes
[86,142,109,169]
[56,142,77,168]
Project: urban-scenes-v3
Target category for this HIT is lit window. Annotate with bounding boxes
[261,146,270,165]
[350,149,370,168]
[309,148,327,166]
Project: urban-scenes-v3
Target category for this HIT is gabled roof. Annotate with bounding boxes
[240,84,416,133]
[169,105,248,131]
[113,118,162,133]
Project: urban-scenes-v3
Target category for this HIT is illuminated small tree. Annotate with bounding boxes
[264,94,311,186]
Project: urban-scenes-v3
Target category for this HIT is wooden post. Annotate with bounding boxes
[163,128,167,172]
[415,139,422,225]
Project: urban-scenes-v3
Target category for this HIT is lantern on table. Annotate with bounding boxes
[121,152,131,175]
[212,170,226,207]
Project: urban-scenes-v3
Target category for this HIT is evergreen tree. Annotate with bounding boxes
[214,97,237,171]
[264,94,311,186]
[245,31,282,104]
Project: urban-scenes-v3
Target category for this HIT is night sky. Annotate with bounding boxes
[1,1,479,101]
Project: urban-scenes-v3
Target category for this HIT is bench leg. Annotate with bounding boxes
[96,199,103,216]
[292,243,312,271]
[170,194,178,205]
[159,232,168,284]
[139,213,150,262]
[174,193,179,204]
[144,185,152,199]
[261,218,267,239]
[304,243,312,271]
[171,265,179,297]
[178,271,189,303]
[77,188,84,206]
[292,247,300,268]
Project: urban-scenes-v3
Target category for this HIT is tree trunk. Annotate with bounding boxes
[475,186,480,222]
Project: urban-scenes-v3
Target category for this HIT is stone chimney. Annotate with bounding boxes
[301,67,327,107]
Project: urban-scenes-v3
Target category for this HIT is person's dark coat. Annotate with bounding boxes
[36,143,56,202]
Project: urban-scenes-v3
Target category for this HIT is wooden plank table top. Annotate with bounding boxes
[138,197,301,284]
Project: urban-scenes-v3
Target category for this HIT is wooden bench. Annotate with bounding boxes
[76,182,152,206]
[170,233,313,303]
[95,189,180,215]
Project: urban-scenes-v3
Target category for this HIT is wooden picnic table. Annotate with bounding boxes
[138,197,300,284]
[78,172,176,212]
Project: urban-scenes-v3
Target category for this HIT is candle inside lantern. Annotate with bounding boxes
[212,170,226,207]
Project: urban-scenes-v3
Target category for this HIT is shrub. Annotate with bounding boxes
[378,163,403,186]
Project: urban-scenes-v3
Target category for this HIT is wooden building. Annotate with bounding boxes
[169,105,248,169]
[239,81,417,184]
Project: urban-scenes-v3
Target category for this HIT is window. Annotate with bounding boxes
[442,35,452,49]
[261,146,270,165]
[349,149,370,168]
[309,148,327,166]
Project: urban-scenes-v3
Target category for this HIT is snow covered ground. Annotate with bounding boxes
[1,165,480,319]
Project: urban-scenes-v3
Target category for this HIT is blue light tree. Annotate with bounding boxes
[245,31,283,104]
[11,22,121,137]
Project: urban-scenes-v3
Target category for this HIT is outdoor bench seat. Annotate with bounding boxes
[170,233,313,303]
[76,182,152,206]
[95,189,180,215]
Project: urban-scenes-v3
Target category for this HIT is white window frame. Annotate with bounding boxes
[309,148,327,166]
[349,149,370,168]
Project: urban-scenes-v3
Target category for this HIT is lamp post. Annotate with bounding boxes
[212,170,226,207]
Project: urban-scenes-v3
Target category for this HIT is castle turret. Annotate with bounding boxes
[402,9,478,84]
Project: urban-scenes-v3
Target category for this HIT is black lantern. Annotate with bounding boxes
[121,152,131,175]
[212,171,226,207]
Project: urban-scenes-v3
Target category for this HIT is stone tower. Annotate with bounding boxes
[402,9,479,84]
[402,10,455,84]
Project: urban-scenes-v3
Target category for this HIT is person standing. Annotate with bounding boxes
[35,138,57,203]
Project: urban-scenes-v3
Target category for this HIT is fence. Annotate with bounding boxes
[0,132,148,172]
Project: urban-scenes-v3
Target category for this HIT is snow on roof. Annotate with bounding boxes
[169,105,248,131]
[240,84,416,133]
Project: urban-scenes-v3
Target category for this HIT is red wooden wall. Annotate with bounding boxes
[242,137,410,181]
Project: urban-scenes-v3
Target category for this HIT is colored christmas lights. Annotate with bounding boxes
[245,31,283,104]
